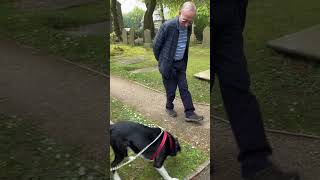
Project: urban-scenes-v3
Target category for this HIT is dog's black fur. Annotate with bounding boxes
[110,121,181,170]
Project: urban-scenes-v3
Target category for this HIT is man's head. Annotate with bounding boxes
[179,2,197,28]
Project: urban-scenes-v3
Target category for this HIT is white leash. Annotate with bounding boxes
[110,129,164,171]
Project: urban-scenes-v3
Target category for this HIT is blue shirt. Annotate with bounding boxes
[174,25,188,61]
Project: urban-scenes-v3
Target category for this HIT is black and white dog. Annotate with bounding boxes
[110,121,181,180]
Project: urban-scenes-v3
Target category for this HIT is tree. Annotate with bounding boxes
[143,0,157,38]
[158,1,165,23]
[123,7,145,30]
[111,0,122,41]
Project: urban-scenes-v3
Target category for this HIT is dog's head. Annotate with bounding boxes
[168,133,181,156]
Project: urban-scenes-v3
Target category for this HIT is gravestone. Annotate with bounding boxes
[190,24,197,45]
[202,26,210,48]
[144,29,152,48]
[122,28,128,44]
[134,38,144,46]
[129,28,135,46]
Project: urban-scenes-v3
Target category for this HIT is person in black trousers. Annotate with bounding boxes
[211,0,300,180]
[153,2,203,122]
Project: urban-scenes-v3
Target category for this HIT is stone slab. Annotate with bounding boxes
[117,57,145,65]
[66,21,107,36]
[194,69,210,81]
[267,24,320,62]
[130,66,158,73]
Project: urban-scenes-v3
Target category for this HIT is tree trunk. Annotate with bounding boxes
[160,2,165,23]
[111,0,122,41]
[143,0,157,38]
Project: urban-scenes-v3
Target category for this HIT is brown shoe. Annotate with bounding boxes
[165,109,177,117]
[185,112,204,122]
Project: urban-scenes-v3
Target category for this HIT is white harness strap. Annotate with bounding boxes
[110,129,164,171]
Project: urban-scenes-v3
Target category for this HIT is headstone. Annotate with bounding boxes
[190,24,197,45]
[134,38,144,46]
[202,26,210,48]
[122,28,128,44]
[144,29,152,48]
[129,28,135,46]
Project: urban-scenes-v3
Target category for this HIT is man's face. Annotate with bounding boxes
[179,9,196,28]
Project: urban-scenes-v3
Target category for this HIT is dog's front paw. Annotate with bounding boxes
[170,178,179,180]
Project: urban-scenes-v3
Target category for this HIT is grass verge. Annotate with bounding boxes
[109,98,208,179]
[0,114,106,180]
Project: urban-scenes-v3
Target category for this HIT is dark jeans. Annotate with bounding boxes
[162,59,195,116]
[211,0,272,177]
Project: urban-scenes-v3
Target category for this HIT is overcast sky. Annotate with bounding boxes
[118,0,147,14]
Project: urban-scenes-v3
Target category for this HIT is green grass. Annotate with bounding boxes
[0,1,107,70]
[110,98,208,179]
[110,44,210,104]
[212,0,320,136]
[0,114,106,180]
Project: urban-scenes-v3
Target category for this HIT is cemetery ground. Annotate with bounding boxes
[110,44,210,104]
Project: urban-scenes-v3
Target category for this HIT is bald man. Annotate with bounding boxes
[153,2,204,122]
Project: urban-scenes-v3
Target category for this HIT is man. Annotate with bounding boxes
[212,0,300,180]
[153,2,203,122]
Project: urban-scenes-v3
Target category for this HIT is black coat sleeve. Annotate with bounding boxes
[153,24,166,61]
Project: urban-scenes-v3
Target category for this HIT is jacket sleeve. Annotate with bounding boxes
[153,24,166,61]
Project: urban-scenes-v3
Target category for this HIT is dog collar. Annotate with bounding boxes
[150,131,173,160]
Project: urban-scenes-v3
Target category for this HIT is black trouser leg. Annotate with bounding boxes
[162,60,195,116]
[212,0,272,178]
[162,72,178,110]
[176,62,195,116]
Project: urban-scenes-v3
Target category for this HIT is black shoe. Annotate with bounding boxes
[244,164,300,180]
[185,112,203,122]
[166,109,177,117]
